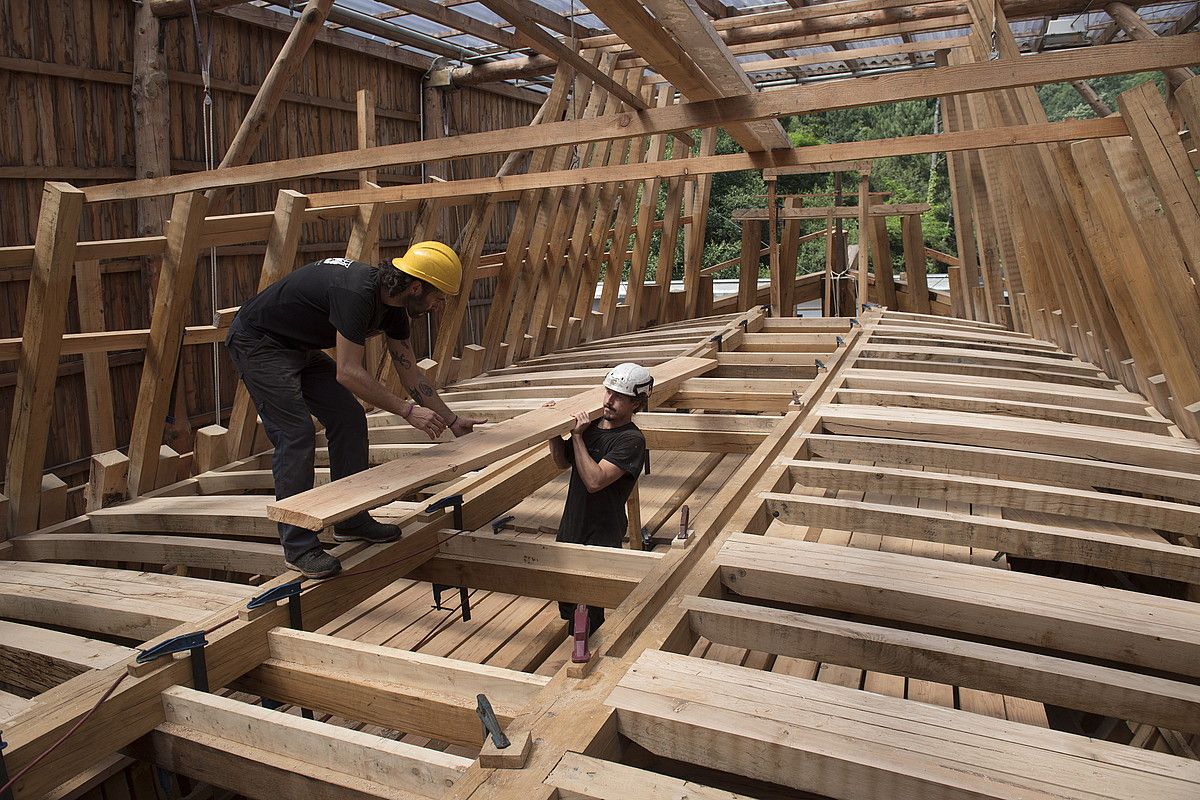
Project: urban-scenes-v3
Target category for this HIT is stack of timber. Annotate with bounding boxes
[2,307,1198,799]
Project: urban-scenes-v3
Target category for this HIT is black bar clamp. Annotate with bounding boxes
[814,359,828,373]
[710,332,723,352]
[490,515,515,535]
[849,317,861,328]
[477,694,510,750]
[247,579,305,629]
[427,494,471,622]
[836,335,846,347]
[136,631,209,692]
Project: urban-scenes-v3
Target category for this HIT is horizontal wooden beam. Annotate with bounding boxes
[548,752,751,800]
[80,34,1199,202]
[733,203,930,219]
[685,596,1200,734]
[717,534,1200,677]
[0,620,132,695]
[236,628,547,747]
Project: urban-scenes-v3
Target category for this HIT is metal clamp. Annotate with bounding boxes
[814,359,828,373]
[739,319,749,331]
[477,694,510,750]
[836,335,846,347]
[1,729,11,800]
[426,493,464,531]
[849,317,861,328]
[571,603,591,664]
[710,332,723,352]
[432,584,472,622]
[137,632,209,692]
[677,505,690,542]
[490,515,515,535]
[427,494,470,621]
[247,579,304,629]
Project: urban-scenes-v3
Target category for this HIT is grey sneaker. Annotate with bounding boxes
[333,514,402,544]
[285,547,342,579]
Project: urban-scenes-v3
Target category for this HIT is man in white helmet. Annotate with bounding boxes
[546,362,652,636]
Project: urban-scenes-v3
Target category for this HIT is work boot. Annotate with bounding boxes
[333,513,402,544]
[285,547,342,579]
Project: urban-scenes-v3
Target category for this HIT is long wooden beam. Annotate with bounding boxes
[685,596,1200,734]
[79,34,1200,202]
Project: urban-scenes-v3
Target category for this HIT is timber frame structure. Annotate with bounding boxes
[2,2,1200,799]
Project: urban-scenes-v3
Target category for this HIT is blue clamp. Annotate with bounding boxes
[849,317,861,328]
[137,631,209,692]
[477,694,510,749]
[426,493,464,531]
[247,579,304,629]
[836,336,846,347]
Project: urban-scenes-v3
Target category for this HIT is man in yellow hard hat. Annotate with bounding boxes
[226,241,484,578]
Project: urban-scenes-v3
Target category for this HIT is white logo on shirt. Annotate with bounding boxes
[324,258,355,268]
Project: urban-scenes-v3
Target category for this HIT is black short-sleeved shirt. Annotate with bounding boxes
[555,422,646,548]
[234,258,410,350]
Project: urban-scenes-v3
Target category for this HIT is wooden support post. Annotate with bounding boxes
[74,260,117,453]
[86,451,130,513]
[133,0,171,238]
[870,215,897,309]
[38,474,68,528]
[227,189,308,460]
[357,89,378,189]
[460,344,486,380]
[739,219,761,311]
[194,425,230,474]
[626,483,643,551]
[766,177,781,317]
[127,191,210,496]
[4,182,84,535]
[205,0,334,213]
[778,197,804,317]
[156,445,181,490]
[683,127,717,319]
[856,172,871,313]
[901,214,930,314]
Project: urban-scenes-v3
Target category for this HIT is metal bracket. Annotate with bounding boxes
[490,515,515,535]
[677,505,690,541]
[849,317,861,328]
[739,319,749,331]
[477,694,511,750]
[814,359,828,373]
[136,631,209,692]
[836,335,846,347]
[709,332,723,352]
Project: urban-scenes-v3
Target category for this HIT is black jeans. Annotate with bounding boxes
[226,323,371,563]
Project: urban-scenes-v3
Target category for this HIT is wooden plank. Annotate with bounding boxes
[733,203,930,220]
[608,649,1200,799]
[549,752,754,800]
[80,36,1200,202]
[4,182,84,535]
[0,620,133,694]
[717,534,1200,677]
[157,685,469,795]
[268,356,714,530]
[685,596,1200,734]
[126,192,210,495]
[819,404,1200,473]
[900,214,930,314]
[784,458,1200,538]
[12,532,286,576]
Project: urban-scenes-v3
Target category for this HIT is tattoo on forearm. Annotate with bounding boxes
[392,351,412,370]
[418,381,435,398]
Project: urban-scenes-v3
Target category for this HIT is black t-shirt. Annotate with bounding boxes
[555,421,646,548]
[234,259,410,350]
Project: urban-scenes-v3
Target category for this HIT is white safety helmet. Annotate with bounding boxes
[603,362,654,402]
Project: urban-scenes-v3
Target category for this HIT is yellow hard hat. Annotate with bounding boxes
[391,241,462,295]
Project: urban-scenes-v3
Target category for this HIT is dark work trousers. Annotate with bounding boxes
[226,323,371,563]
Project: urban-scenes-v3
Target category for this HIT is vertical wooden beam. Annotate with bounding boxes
[357,89,378,188]
[127,191,210,496]
[85,451,129,513]
[856,172,870,314]
[766,177,782,317]
[901,214,930,314]
[870,216,897,310]
[227,189,309,460]
[1118,81,1200,283]
[683,127,717,319]
[623,83,675,330]
[75,260,117,453]
[194,425,229,474]
[653,146,692,325]
[38,474,68,528]
[936,49,981,321]
[739,219,760,311]
[133,0,171,238]
[4,182,84,535]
